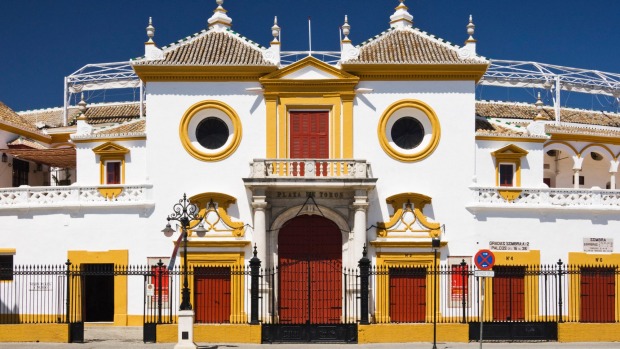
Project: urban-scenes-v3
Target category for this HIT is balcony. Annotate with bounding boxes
[467,186,620,213]
[244,159,376,189]
[0,184,154,211]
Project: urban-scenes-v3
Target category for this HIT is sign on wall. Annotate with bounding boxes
[489,241,530,251]
[583,238,613,253]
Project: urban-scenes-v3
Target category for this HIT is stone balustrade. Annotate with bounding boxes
[249,159,372,179]
[0,184,154,210]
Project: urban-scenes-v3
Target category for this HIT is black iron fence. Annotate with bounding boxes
[0,259,619,327]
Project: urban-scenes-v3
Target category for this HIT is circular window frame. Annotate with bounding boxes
[377,99,441,162]
[179,100,242,162]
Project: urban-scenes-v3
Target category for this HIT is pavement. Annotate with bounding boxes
[0,327,618,348]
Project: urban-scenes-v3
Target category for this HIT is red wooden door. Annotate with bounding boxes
[194,267,231,323]
[278,215,342,324]
[581,268,615,322]
[290,111,329,176]
[492,266,525,321]
[389,267,426,322]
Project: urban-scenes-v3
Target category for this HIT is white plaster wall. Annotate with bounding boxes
[475,140,545,188]
[353,80,479,256]
[74,140,147,185]
[145,81,265,258]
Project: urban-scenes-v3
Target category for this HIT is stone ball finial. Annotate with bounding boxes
[342,15,351,40]
[271,16,280,41]
[146,17,155,43]
[78,93,87,114]
[467,15,475,41]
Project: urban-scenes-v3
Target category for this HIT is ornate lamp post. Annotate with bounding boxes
[162,193,206,349]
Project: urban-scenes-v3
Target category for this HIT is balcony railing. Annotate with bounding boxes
[468,186,620,210]
[249,159,372,179]
[0,184,154,210]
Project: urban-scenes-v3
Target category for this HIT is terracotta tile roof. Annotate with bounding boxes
[84,102,142,125]
[95,119,146,136]
[475,118,530,137]
[19,107,79,128]
[345,27,486,64]
[475,101,620,127]
[0,102,50,139]
[133,29,274,66]
[7,136,48,149]
[546,124,620,138]
[2,147,75,168]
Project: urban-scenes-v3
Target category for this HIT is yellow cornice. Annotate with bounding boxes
[0,123,51,144]
[132,65,277,82]
[187,240,250,248]
[476,136,547,143]
[370,240,448,248]
[551,133,620,146]
[491,144,529,158]
[386,192,432,212]
[261,56,358,81]
[341,63,488,82]
[50,133,71,144]
[72,136,146,143]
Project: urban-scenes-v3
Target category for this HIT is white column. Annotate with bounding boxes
[573,170,581,189]
[252,195,269,265]
[609,160,619,190]
[351,191,369,267]
[572,155,583,189]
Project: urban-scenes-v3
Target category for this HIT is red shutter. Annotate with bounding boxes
[389,267,426,322]
[581,268,615,322]
[194,267,231,323]
[290,111,329,158]
[492,266,525,321]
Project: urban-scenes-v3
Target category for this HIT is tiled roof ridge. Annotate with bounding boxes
[356,26,487,63]
[161,28,265,52]
[476,100,620,118]
[18,101,139,115]
[483,116,530,134]
[72,118,146,140]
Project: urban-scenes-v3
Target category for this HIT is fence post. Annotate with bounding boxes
[461,259,467,324]
[157,259,164,324]
[557,259,563,323]
[250,244,261,325]
[65,259,72,324]
[358,244,370,325]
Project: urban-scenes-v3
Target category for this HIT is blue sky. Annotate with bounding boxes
[1,0,618,112]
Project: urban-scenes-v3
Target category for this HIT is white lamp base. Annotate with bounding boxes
[174,310,197,349]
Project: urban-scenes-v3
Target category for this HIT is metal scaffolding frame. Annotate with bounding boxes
[62,58,620,126]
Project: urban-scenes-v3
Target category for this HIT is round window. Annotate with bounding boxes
[390,117,424,150]
[179,100,242,162]
[378,100,441,162]
[196,117,229,150]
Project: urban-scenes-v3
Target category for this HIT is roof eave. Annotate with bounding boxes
[132,64,278,82]
[341,63,489,82]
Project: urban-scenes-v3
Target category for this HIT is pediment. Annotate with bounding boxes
[92,142,130,155]
[261,56,358,81]
[491,144,528,158]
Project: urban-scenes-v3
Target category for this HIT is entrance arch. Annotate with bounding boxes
[278,215,342,324]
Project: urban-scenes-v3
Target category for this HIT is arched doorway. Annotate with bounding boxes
[278,215,342,324]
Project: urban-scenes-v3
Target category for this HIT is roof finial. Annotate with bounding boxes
[534,92,547,121]
[271,16,280,44]
[146,17,155,44]
[78,93,88,115]
[466,15,475,42]
[341,15,351,42]
[390,0,413,29]
[208,0,232,30]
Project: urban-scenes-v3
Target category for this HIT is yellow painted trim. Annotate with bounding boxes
[498,189,522,202]
[341,63,489,82]
[488,250,540,321]
[378,99,441,162]
[567,252,620,323]
[492,144,528,188]
[179,100,242,162]
[0,248,16,254]
[72,136,146,143]
[157,324,261,343]
[558,323,620,342]
[265,94,278,158]
[261,56,359,82]
[377,193,441,238]
[0,324,68,342]
[0,123,51,143]
[93,142,130,185]
[186,241,251,248]
[97,187,124,199]
[342,94,355,158]
[358,323,468,344]
[370,240,448,248]
[476,136,546,143]
[67,250,129,326]
[545,140,579,156]
[375,253,438,323]
[185,252,246,323]
[579,143,616,160]
[189,192,245,237]
[133,65,277,82]
[50,134,71,144]
[552,133,620,146]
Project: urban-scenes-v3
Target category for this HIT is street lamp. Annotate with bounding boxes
[162,193,207,349]
[431,236,441,349]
